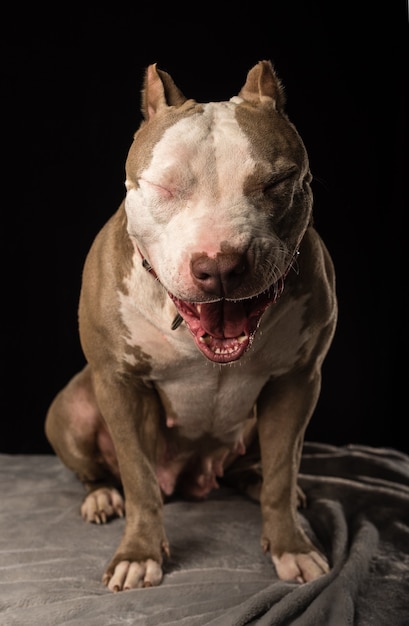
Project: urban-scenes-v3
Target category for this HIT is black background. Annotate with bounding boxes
[2,4,408,455]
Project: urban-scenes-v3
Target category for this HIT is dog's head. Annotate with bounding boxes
[124,61,313,363]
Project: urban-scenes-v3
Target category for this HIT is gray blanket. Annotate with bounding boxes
[1,442,408,625]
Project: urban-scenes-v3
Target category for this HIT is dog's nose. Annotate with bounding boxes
[190,252,248,296]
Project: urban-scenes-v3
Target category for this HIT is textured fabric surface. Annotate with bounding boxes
[1,442,408,625]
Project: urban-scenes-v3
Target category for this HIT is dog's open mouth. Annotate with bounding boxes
[168,284,283,364]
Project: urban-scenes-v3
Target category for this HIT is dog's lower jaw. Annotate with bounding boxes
[197,331,251,363]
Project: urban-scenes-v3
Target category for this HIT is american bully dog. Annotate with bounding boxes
[45,60,337,592]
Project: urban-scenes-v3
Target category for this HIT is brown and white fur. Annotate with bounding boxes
[45,60,337,592]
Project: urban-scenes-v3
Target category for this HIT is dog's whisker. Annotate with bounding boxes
[290,260,300,275]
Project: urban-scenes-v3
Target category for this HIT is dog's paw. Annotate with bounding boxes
[272,550,329,583]
[81,487,124,524]
[102,559,163,592]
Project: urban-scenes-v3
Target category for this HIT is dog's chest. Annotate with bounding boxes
[123,311,265,441]
[119,281,310,442]
[154,353,264,442]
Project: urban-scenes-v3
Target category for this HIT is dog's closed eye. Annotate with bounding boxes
[139,178,175,199]
[265,166,298,191]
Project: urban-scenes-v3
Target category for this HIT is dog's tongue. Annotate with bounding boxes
[199,301,246,338]
[168,289,276,364]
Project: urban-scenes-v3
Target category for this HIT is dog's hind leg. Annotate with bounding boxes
[45,364,125,523]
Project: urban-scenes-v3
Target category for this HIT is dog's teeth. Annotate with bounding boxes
[196,304,202,314]
[215,346,236,355]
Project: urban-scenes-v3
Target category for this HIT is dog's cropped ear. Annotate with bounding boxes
[141,63,188,120]
[238,60,286,112]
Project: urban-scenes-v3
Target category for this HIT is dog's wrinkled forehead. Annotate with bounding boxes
[137,101,259,196]
[126,97,305,197]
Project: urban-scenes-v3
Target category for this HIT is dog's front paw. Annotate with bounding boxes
[272,550,329,583]
[261,516,329,583]
[81,487,124,524]
[102,559,163,592]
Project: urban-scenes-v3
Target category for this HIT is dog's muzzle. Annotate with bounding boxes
[140,250,296,364]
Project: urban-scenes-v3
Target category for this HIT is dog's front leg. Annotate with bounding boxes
[256,369,329,583]
[92,371,169,592]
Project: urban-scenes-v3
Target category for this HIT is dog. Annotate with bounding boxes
[45,60,337,592]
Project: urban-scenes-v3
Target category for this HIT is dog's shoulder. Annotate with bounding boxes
[298,226,337,320]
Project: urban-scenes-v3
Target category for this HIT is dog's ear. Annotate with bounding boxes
[141,64,188,120]
[238,60,286,112]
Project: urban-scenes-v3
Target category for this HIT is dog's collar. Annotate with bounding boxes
[141,255,157,279]
[136,246,298,330]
